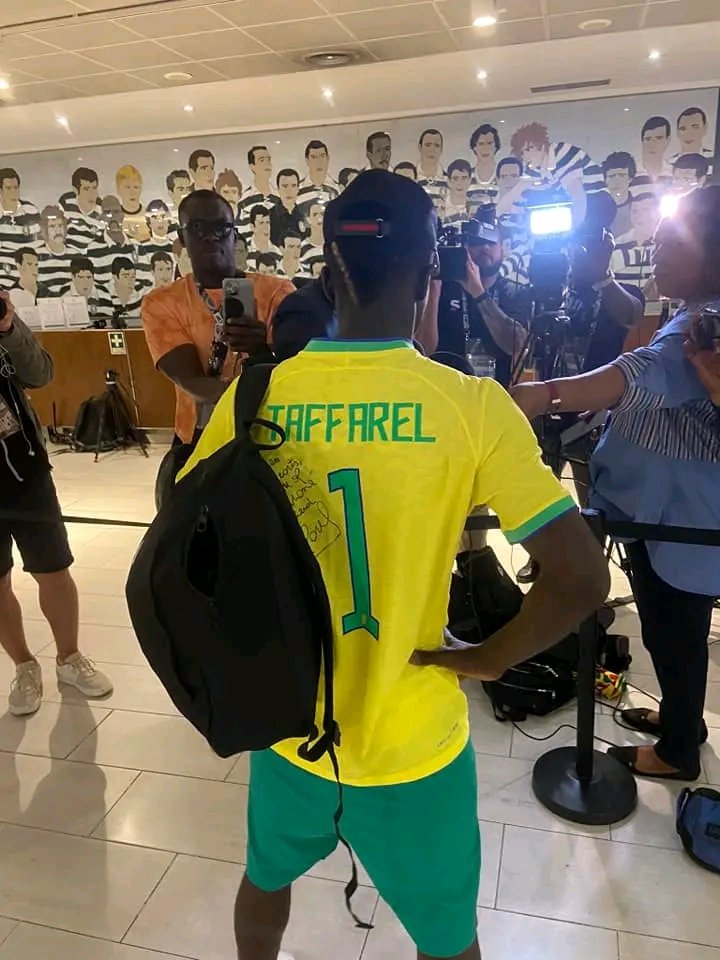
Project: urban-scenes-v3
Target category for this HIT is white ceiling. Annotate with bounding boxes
[0,3,718,154]
[0,0,717,104]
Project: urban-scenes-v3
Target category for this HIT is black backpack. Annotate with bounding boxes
[448,547,576,721]
[125,365,338,762]
[72,396,119,452]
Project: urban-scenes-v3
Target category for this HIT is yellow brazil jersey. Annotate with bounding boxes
[181,340,574,787]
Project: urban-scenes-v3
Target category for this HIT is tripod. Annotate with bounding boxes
[91,370,149,463]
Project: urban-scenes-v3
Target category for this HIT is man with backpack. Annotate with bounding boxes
[0,291,113,715]
[177,171,609,960]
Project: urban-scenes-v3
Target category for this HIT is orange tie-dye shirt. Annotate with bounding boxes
[141,272,293,442]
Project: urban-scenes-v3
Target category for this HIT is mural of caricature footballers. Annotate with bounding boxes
[298,140,339,210]
[149,251,175,290]
[505,122,598,224]
[245,205,281,273]
[639,116,673,181]
[277,232,303,280]
[270,169,306,247]
[189,148,216,191]
[64,256,106,316]
[394,162,417,180]
[444,160,472,222]
[137,199,174,284]
[216,169,243,221]
[467,124,500,209]
[87,195,138,290]
[365,131,392,170]
[671,153,710,191]
[62,167,104,251]
[671,106,715,162]
[416,129,447,202]
[8,248,50,309]
[237,145,279,245]
[115,164,149,243]
[37,205,73,297]
[602,152,637,238]
[300,200,326,276]
[0,167,41,290]
[166,168,192,222]
[611,175,661,297]
[101,255,151,325]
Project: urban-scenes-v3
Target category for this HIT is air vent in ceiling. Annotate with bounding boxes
[531,79,611,94]
[302,50,359,69]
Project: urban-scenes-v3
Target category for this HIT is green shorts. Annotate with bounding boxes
[246,740,480,958]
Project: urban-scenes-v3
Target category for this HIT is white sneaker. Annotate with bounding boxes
[56,653,113,698]
[9,661,43,716]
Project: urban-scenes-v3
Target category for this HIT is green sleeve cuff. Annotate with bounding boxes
[504,496,576,545]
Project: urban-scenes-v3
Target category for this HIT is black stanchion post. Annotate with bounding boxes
[531,607,638,824]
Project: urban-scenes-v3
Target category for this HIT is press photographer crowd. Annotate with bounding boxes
[1,151,720,957]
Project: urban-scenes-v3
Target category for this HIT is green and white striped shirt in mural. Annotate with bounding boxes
[95,278,153,322]
[417,171,447,203]
[299,242,325,275]
[467,175,498,211]
[0,200,41,288]
[37,244,74,297]
[61,193,105,251]
[86,236,139,287]
[236,187,280,243]
[611,236,654,286]
[298,176,339,211]
[137,236,175,282]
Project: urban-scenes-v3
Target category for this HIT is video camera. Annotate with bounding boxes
[524,182,575,312]
[437,211,499,284]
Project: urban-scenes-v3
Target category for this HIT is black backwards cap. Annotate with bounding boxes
[324,169,436,253]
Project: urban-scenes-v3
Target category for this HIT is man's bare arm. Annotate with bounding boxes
[476,297,529,360]
[157,344,227,405]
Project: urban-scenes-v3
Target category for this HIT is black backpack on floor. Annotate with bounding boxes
[449,547,576,721]
[125,365,338,761]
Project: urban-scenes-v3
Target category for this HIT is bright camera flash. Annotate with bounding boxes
[529,204,573,238]
[660,193,681,219]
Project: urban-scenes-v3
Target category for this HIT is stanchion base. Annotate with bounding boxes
[532,747,638,826]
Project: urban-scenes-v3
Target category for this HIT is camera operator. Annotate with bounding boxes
[512,185,720,783]
[515,201,644,583]
[435,214,530,387]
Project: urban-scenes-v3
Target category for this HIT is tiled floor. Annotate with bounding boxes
[1,442,720,959]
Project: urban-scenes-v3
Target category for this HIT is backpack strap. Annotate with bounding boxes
[233,363,274,438]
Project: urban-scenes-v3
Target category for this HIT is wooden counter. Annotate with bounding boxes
[29,330,176,430]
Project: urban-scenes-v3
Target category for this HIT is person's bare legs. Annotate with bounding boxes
[235,876,291,960]
[0,571,35,665]
[419,939,481,960]
[33,569,79,663]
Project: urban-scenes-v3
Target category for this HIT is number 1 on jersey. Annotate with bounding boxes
[328,468,380,640]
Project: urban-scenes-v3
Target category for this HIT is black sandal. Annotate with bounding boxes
[620,708,708,745]
[607,745,700,782]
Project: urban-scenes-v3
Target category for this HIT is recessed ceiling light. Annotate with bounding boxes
[623,107,630,112]
[173,148,179,153]
[499,119,505,123]
[183,103,194,112]
[476,69,488,81]
[322,87,334,100]
[304,51,355,68]
[0,78,10,91]
[275,140,281,144]
[578,18,612,31]
[56,115,69,129]
[473,15,497,27]
[164,70,193,82]
[648,50,661,60]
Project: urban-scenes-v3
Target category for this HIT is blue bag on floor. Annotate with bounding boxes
[676,787,720,874]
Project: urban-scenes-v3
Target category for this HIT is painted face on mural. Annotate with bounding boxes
[169,175,192,209]
[604,167,632,200]
[192,155,215,190]
[306,146,329,181]
[115,267,136,300]
[19,252,39,291]
[630,196,660,239]
[419,131,443,165]
[1,176,20,211]
[677,110,707,153]
[118,176,142,212]
[101,195,126,244]
[367,135,392,170]
[74,270,94,298]
[76,177,99,214]
[278,173,299,206]
[251,149,273,180]
[153,258,174,288]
